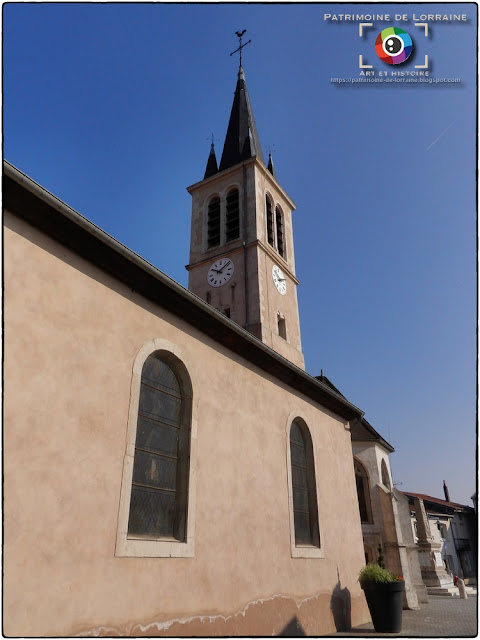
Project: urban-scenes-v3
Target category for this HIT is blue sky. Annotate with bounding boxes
[4,3,477,505]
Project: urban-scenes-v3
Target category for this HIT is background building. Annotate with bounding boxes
[404,488,477,591]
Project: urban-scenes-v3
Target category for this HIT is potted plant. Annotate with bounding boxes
[358,563,405,633]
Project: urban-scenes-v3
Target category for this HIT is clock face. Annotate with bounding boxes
[272,264,287,295]
[207,258,234,287]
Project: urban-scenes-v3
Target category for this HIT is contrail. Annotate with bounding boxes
[426,120,456,151]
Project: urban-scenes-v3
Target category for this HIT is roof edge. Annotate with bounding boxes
[4,160,364,424]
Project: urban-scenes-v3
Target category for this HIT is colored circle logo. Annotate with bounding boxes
[375,27,413,65]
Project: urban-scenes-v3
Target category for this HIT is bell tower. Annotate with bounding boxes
[186,40,304,370]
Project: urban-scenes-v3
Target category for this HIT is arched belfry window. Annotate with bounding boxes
[354,458,373,524]
[266,195,274,247]
[381,459,391,490]
[225,188,240,242]
[275,206,285,258]
[128,352,191,541]
[290,420,320,547]
[207,196,221,249]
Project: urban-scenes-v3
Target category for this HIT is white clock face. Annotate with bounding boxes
[207,258,234,287]
[272,264,287,295]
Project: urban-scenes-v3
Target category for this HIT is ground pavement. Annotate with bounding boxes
[329,595,478,637]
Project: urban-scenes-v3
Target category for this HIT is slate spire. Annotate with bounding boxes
[204,140,219,179]
[219,66,264,172]
[267,152,276,178]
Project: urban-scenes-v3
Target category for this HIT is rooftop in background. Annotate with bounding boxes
[403,491,475,513]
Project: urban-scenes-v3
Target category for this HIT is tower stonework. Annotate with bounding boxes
[186,67,305,369]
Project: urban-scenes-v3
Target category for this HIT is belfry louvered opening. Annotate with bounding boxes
[276,206,285,258]
[207,196,221,248]
[266,195,274,247]
[225,188,240,242]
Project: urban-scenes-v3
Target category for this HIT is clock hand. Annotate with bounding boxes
[218,260,231,273]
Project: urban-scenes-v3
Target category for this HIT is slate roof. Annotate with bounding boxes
[316,373,395,452]
[204,142,218,179]
[267,152,276,178]
[219,66,264,172]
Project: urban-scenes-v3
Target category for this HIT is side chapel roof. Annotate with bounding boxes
[316,372,395,452]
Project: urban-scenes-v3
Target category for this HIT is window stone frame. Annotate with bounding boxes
[115,338,198,558]
[285,410,324,559]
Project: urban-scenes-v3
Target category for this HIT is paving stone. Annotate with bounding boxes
[329,595,478,637]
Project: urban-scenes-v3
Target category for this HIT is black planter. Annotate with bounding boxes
[360,580,405,633]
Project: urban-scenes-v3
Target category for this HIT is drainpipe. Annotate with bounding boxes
[242,164,249,330]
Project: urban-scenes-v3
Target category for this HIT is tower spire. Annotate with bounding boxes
[267,152,276,177]
[204,135,219,179]
[220,33,264,172]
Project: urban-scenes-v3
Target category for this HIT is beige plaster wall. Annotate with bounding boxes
[4,210,370,637]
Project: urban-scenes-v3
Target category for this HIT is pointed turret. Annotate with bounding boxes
[219,66,264,172]
[267,152,276,178]
[204,141,219,179]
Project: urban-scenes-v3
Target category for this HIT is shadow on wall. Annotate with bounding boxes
[279,616,307,636]
[330,578,352,631]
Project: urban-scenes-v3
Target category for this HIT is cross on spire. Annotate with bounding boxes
[230,29,251,67]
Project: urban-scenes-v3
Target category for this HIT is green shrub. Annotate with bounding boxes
[359,563,396,584]
[377,543,385,569]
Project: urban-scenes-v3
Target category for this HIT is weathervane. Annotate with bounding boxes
[230,30,251,67]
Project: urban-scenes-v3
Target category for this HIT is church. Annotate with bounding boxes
[4,50,399,636]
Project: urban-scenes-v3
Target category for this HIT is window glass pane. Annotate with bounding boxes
[290,421,303,445]
[128,486,175,538]
[355,460,372,523]
[290,440,306,467]
[139,383,181,425]
[292,486,310,513]
[132,450,177,492]
[136,415,178,456]
[128,354,189,542]
[290,420,320,548]
[142,357,180,396]
[293,511,312,546]
[291,462,308,490]
[381,459,391,489]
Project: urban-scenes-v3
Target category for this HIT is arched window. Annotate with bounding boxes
[207,196,221,248]
[354,458,373,524]
[275,206,285,258]
[290,420,320,547]
[266,195,275,247]
[381,459,391,490]
[128,353,191,541]
[225,188,240,242]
